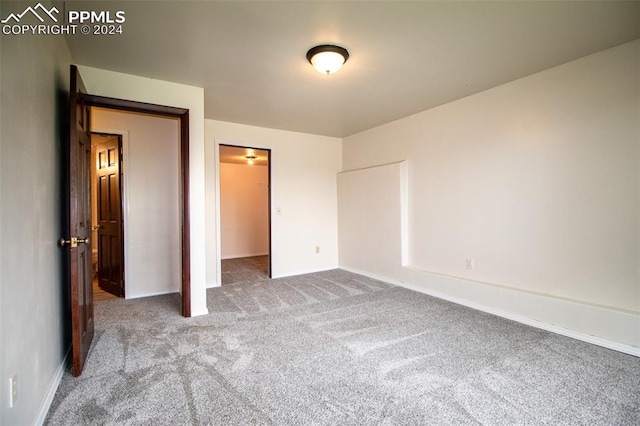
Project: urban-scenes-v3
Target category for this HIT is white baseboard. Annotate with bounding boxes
[125,290,209,317]
[340,265,640,357]
[125,288,180,300]
[35,347,70,425]
[271,265,339,280]
[190,306,210,317]
[221,252,269,260]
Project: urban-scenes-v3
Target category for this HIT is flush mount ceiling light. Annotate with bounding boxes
[245,155,257,165]
[306,44,349,75]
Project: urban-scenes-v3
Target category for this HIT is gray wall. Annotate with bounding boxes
[0,2,73,423]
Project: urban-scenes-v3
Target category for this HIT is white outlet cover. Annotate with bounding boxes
[9,375,17,408]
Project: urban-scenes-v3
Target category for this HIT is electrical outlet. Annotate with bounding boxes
[315,246,320,254]
[466,258,475,270]
[9,375,17,408]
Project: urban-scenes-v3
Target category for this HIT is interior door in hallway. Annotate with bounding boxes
[65,65,94,377]
[94,134,124,297]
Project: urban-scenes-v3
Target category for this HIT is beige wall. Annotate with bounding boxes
[91,109,181,298]
[338,162,408,277]
[206,120,342,286]
[341,40,640,349]
[220,163,270,259]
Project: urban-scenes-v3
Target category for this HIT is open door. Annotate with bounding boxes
[61,68,192,378]
[60,65,94,376]
[94,134,124,297]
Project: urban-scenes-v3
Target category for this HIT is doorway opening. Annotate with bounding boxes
[90,133,124,301]
[67,65,192,376]
[83,97,191,317]
[218,144,272,285]
[90,108,182,303]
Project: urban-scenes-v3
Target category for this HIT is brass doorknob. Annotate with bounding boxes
[59,237,90,248]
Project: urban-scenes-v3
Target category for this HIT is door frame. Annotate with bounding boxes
[215,140,272,284]
[85,95,192,316]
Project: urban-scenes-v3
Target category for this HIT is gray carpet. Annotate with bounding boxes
[222,256,269,285]
[45,269,640,425]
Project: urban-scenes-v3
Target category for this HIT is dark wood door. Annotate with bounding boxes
[95,135,124,297]
[67,65,94,377]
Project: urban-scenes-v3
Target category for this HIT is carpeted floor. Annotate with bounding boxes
[222,255,269,285]
[45,269,640,425]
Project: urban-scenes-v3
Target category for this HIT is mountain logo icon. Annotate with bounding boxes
[1,3,59,24]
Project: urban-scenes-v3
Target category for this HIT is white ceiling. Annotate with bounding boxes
[60,1,640,138]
